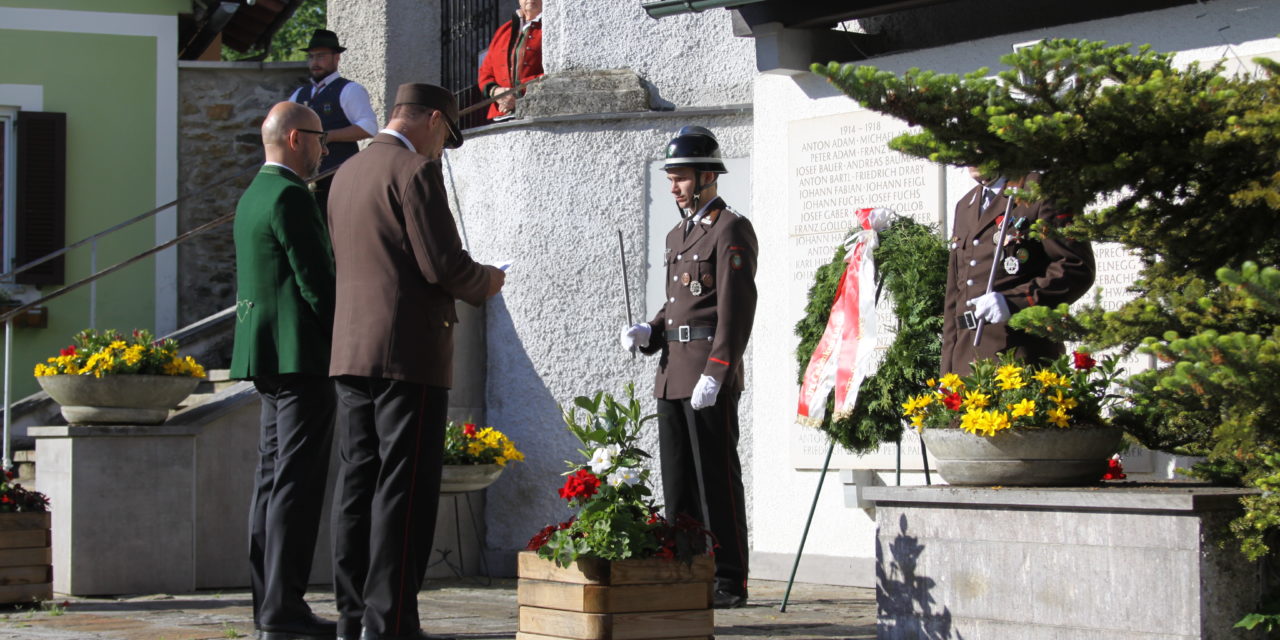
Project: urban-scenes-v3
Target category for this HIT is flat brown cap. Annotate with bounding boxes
[394,83,463,149]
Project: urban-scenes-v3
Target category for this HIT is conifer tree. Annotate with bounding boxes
[813,39,1280,580]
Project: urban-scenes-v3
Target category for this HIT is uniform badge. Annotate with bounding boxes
[690,281,703,296]
[1015,248,1030,262]
[1003,256,1020,275]
[730,253,743,270]
[680,272,691,286]
[323,103,334,115]
[701,274,714,288]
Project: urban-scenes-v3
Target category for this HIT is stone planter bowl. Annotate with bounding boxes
[440,463,504,493]
[36,374,201,425]
[921,426,1124,486]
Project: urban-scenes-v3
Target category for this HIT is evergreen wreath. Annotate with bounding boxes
[794,217,948,452]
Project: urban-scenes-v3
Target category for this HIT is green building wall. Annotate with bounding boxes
[0,2,183,399]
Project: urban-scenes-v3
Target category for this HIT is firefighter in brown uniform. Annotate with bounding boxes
[621,126,757,609]
[942,169,1095,376]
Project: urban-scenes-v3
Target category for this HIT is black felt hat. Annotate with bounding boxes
[302,29,347,53]
[394,83,464,149]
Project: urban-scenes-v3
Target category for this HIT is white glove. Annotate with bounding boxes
[690,375,720,410]
[620,323,651,351]
[966,292,1011,324]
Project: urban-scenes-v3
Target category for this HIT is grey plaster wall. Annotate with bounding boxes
[177,62,309,328]
[441,111,752,565]
[544,1,755,108]
[329,0,440,123]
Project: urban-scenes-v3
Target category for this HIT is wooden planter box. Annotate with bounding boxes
[0,512,52,603]
[516,550,713,640]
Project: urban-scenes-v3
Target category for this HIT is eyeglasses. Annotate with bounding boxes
[305,52,333,62]
[297,128,328,146]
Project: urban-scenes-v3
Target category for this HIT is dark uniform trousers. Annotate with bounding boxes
[248,374,336,628]
[331,376,448,638]
[657,393,749,597]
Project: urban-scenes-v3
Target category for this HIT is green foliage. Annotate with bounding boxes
[533,384,707,568]
[814,38,1280,624]
[794,217,947,451]
[222,0,325,62]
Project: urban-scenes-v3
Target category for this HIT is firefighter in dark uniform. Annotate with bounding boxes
[942,169,1095,376]
[620,126,757,609]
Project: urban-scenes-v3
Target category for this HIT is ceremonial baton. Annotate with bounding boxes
[973,196,1016,347]
[617,230,636,360]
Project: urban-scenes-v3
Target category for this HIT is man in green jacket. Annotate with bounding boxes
[231,101,338,640]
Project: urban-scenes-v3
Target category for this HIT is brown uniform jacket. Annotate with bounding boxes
[641,198,758,399]
[941,175,1095,376]
[327,133,492,387]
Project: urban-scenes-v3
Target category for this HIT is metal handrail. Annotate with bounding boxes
[0,164,261,282]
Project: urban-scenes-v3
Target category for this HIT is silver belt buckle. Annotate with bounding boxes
[677,325,691,342]
[962,310,977,330]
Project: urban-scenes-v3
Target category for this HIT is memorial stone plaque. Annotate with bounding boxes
[786,111,944,470]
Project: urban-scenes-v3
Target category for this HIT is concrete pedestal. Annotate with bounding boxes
[32,398,493,595]
[864,485,1262,640]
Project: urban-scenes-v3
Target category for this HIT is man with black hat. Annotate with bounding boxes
[288,28,377,217]
[327,82,504,640]
[620,126,758,609]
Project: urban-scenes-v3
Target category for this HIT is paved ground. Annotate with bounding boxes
[0,578,876,639]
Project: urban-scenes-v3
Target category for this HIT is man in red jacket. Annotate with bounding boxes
[477,0,543,121]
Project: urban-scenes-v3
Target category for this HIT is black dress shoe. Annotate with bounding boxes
[359,629,455,640]
[712,589,748,609]
[259,613,338,639]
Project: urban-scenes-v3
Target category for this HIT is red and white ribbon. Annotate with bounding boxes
[797,208,890,426]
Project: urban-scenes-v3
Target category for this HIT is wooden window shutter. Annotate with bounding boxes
[14,111,66,285]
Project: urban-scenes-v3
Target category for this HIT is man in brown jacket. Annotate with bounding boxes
[941,169,1094,375]
[327,83,504,640]
[621,126,757,609]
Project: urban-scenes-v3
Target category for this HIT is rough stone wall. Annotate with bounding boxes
[177,62,309,331]
[544,2,755,108]
[441,112,752,567]
[329,0,440,125]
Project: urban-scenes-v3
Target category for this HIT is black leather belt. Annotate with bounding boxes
[665,326,715,342]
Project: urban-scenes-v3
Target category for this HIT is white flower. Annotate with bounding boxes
[589,446,617,475]
[608,466,641,488]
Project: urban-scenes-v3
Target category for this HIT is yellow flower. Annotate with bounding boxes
[1009,398,1036,419]
[122,344,145,366]
[1047,407,1071,428]
[1050,390,1079,410]
[910,414,925,431]
[901,394,933,417]
[962,390,990,410]
[939,373,964,392]
[986,410,1012,435]
[108,340,127,352]
[959,409,985,435]
[995,365,1026,391]
[925,378,937,389]
[1032,369,1059,388]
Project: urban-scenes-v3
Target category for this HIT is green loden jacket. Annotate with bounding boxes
[230,164,335,379]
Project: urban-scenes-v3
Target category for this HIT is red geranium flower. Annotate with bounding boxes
[941,391,963,411]
[1073,351,1097,370]
[59,345,76,357]
[558,469,601,501]
[1102,458,1127,481]
[462,422,477,437]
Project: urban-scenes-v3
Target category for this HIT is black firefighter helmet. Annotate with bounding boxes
[662,126,728,174]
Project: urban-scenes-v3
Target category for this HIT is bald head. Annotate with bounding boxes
[261,101,326,177]
[263,101,320,146]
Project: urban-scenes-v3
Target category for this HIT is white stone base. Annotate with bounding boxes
[865,485,1261,640]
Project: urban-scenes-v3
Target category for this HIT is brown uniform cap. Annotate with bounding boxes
[394,82,463,149]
